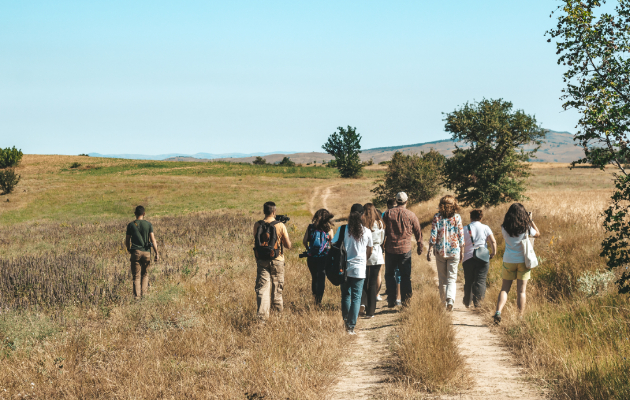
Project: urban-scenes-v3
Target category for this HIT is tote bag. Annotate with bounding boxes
[523,231,538,269]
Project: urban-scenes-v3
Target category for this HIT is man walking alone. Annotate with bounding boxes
[253,201,292,320]
[125,205,159,298]
[382,192,422,307]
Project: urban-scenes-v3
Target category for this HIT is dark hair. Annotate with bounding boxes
[387,199,396,209]
[438,195,460,219]
[134,205,145,216]
[363,203,383,231]
[470,209,483,221]
[263,201,276,216]
[347,211,365,241]
[502,203,532,237]
[312,208,334,232]
[350,203,364,214]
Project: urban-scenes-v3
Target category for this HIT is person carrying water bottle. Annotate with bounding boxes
[462,209,497,308]
[302,209,335,305]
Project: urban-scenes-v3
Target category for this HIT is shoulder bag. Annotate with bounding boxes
[523,230,538,269]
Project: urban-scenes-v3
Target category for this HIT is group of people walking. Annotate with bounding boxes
[122,194,541,334]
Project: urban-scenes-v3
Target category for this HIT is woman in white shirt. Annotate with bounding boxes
[493,203,540,324]
[360,203,385,318]
[462,209,497,308]
[332,203,373,334]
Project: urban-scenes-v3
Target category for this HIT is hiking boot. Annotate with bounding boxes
[493,312,502,324]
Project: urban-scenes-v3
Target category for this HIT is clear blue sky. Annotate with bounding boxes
[1,0,579,155]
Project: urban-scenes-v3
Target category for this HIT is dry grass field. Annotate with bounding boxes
[0,155,628,399]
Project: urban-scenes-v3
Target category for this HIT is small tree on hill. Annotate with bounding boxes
[0,146,23,168]
[0,169,20,194]
[548,1,630,293]
[278,157,295,167]
[371,150,445,207]
[322,126,363,178]
[252,156,267,165]
[442,99,545,208]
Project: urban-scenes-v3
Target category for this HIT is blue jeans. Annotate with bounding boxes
[341,277,365,330]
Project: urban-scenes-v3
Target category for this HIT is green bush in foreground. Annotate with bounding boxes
[0,169,20,194]
[0,147,23,168]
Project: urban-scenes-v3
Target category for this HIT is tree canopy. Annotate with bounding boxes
[442,99,545,208]
[548,0,630,293]
[371,150,445,207]
[322,126,363,178]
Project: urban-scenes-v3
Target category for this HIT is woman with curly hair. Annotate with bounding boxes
[493,203,540,323]
[302,208,335,305]
[332,203,373,334]
[427,195,465,311]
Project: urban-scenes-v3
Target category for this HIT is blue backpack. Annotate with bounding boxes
[307,225,331,257]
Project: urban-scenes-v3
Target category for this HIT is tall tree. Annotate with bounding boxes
[371,150,445,207]
[548,0,630,293]
[442,99,545,208]
[322,126,363,178]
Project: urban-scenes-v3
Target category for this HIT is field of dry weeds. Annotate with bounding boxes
[0,156,627,399]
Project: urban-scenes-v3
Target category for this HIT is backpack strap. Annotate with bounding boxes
[271,220,283,255]
[339,225,347,247]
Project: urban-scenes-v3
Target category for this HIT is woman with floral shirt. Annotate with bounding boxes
[427,195,465,311]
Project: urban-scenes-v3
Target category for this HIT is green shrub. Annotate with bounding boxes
[0,169,20,194]
[78,153,90,157]
[0,147,23,168]
[278,157,295,167]
[371,150,445,207]
[70,162,82,169]
[252,156,267,165]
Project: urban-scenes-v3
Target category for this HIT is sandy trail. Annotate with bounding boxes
[330,290,397,400]
[426,252,546,400]
[309,185,335,215]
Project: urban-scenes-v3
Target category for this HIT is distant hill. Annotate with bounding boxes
[166,130,582,165]
[91,130,583,165]
[87,151,298,160]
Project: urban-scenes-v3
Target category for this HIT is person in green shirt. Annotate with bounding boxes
[125,205,159,298]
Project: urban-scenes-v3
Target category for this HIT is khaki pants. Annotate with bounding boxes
[130,250,151,298]
[255,258,284,319]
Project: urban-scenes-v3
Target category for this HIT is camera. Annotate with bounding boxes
[275,214,290,224]
[298,252,308,258]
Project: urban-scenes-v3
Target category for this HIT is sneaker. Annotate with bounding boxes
[493,312,501,324]
[364,315,374,319]
[446,304,453,312]
[347,329,356,335]
[376,295,383,301]
[359,305,365,315]
[395,300,402,306]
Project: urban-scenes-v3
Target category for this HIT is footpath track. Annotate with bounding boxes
[427,248,546,400]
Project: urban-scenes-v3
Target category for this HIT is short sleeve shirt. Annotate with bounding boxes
[333,225,373,279]
[462,221,493,262]
[253,221,288,262]
[502,226,537,264]
[126,220,154,252]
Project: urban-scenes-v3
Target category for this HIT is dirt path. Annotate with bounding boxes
[427,253,546,400]
[330,290,398,400]
[309,185,336,216]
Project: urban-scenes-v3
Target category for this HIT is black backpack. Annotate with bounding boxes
[254,220,282,260]
[326,225,347,286]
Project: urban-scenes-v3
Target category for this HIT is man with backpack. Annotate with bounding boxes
[382,192,422,307]
[125,205,159,298]
[253,201,292,320]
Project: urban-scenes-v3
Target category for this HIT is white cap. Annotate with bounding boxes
[396,192,408,203]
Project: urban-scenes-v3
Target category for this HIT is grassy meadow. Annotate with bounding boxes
[0,155,628,399]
